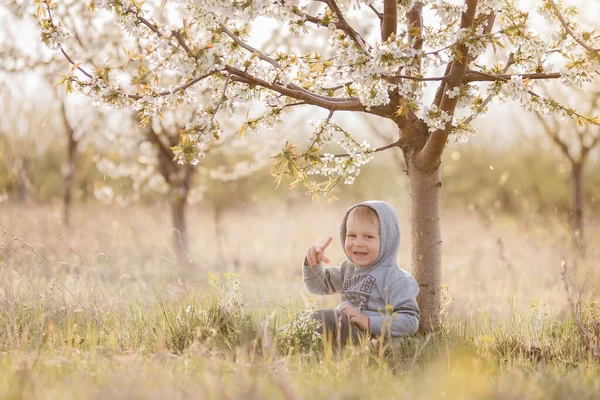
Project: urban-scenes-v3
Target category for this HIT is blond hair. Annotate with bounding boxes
[348,205,379,224]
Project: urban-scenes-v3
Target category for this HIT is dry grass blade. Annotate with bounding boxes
[560,259,600,359]
[0,223,110,334]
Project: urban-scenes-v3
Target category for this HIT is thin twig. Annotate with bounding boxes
[45,5,93,79]
[323,139,400,159]
[459,53,515,127]
[465,69,593,123]
[219,23,281,69]
[208,73,232,127]
[464,70,562,82]
[547,0,600,53]
[317,0,371,54]
[368,4,383,21]
[424,25,525,57]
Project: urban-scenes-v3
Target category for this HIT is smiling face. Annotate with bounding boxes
[344,208,380,268]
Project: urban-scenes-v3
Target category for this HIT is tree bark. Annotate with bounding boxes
[171,193,190,264]
[63,124,78,226]
[169,165,195,265]
[571,162,584,253]
[213,201,231,270]
[405,151,442,331]
[15,159,29,205]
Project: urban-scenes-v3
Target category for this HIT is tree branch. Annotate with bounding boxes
[327,139,401,158]
[465,71,562,82]
[459,53,514,127]
[315,0,371,54]
[208,73,232,127]
[171,29,193,55]
[475,70,595,124]
[547,0,600,53]
[219,23,281,69]
[381,0,397,42]
[226,66,367,112]
[368,4,383,22]
[424,24,518,57]
[432,62,453,109]
[44,6,93,79]
[416,0,478,171]
[534,111,573,163]
[407,2,423,73]
[146,122,175,180]
[301,12,369,55]
[124,70,221,100]
[433,12,497,109]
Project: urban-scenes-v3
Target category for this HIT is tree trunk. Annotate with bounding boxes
[406,154,442,331]
[63,130,78,226]
[171,193,191,264]
[571,162,584,254]
[213,201,229,269]
[14,158,31,205]
[169,165,195,265]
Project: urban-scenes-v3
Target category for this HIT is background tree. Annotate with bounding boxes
[0,6,102,225]
[35,0,600,330]
[93,108,275,264]
[1,2,276,261]
[533,84,600,255]
[0,84,60,204]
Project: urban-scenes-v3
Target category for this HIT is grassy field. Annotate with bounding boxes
[1,201,600,399]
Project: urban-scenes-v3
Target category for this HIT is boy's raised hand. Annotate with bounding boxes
[305,236,333,266]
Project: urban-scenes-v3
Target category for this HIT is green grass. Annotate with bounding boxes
[2,203,600,399]
[1,272,600,400]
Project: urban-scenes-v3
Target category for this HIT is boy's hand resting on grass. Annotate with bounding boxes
[339,305,370,331]
[305,236,333,266]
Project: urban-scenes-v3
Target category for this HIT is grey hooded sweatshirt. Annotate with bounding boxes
[302,201,420,337]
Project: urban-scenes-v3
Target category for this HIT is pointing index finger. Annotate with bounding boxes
[319,236,333,252]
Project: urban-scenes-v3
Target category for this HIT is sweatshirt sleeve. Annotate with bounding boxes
[302,259,346,295]
[369,275,420,337]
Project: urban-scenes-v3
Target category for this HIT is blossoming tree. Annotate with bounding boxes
[1,4,108,224]
[0,85,57,204]
[533,84,600,255]
[2,1,276,261]
[36,0,600,330]
[94,108,274,263]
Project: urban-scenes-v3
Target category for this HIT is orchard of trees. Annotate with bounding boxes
[1,0,599,331]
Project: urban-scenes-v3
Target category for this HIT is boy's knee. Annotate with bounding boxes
[310,309,342,330]
[310,309,335,319]
[309,310,324,321]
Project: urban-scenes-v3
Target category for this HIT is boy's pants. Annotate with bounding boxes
[311,309,368,347]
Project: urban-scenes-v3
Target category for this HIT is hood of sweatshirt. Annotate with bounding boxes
[339,200,400,269]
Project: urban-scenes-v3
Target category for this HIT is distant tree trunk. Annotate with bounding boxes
[170,165,195,265]
[58,101,79,226]
[570,162,584,253]
[213,200,229,268]
[405,152,442,331]
[15,159,29,205]
[171,193,189,263]
[62,109,78,226]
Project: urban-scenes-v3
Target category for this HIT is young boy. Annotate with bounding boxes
[303,200,419,345]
